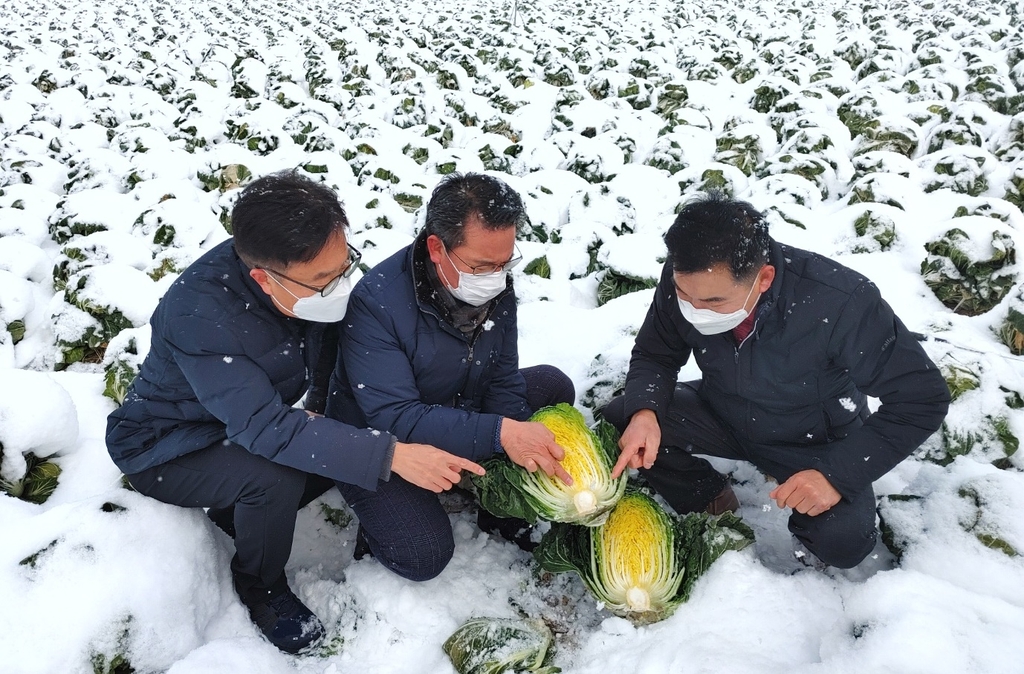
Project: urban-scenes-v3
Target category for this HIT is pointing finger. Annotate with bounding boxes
[459,459,486,476]
[610,450,632,479]
[553,462,573,486]
[546,440,566,461]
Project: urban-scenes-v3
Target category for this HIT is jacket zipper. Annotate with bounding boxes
[734,317,760,437]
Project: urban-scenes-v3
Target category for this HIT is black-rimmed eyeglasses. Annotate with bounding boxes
[447,244,522,275]
[262,244,362,297]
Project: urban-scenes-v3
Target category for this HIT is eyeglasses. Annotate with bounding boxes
[446,244,522,276]
[262,244,362,297]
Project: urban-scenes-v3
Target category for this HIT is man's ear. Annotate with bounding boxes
[426,234,445,265]
[758,265,776,293]
[249,268,274,297]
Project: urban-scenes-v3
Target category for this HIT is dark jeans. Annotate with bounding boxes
[126,442,331,602]
[339,364,575,581]
[601,382,877,569]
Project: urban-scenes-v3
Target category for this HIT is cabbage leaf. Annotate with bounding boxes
[535,486,754,624]
[473,403,627,526]
[442,617,560,674]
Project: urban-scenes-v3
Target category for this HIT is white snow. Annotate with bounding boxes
[2,0,1024,671]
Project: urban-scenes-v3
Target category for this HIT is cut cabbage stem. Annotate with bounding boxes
[626,587,651,611]
[573,489,597,514]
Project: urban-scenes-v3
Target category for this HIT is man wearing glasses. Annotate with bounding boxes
[327,172,575,579]
[106,171,482,653]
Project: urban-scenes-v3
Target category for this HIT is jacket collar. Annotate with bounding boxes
[408,230,514,333]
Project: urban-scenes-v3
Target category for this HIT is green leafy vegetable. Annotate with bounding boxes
[535,487,753,624]
[474,404,627,526]
[443,617,559,674]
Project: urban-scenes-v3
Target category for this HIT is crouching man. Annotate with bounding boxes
[602,193,950,569]
[106,172,481,653]
[327,172,575,577]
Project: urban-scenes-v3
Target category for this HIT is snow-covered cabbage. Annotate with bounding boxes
[442,617,558,674]
[474,403,627,526]
[535,487,754,624]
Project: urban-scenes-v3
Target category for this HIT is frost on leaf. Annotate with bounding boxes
[0,450,61,504]
[443,617,557,674]
[851,209,898,253]
[921,227,1016,316]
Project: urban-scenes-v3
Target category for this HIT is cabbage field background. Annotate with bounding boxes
[2,0,1024,670]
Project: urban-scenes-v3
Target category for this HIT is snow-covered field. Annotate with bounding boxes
[2,0,1024,670]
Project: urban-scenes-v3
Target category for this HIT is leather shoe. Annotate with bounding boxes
[705,485,739,515]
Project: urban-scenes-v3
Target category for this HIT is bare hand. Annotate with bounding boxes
[390,442,486,493]
[769,469,841,516]
[611,409,661,479]
[500,419,573,486]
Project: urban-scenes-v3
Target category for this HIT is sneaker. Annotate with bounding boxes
[705,485,739,515]
[244,586,325,654]
[476,509,538,552]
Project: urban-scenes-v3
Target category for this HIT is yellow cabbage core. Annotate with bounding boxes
[597,494,677,613]
[538,410,607,515]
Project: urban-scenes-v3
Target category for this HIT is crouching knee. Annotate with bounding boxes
[793,519,877,569]
[522,364,576,409]
[372,531,455,582]
[598,395,628,433]
[243,460,309,504]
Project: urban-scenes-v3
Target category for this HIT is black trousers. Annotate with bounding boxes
[126,442,330,602]
[126,365,575,595]
[601,382,878,569]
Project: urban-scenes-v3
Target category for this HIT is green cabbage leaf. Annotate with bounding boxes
[535,486,754,624]
[442,617,560,674]
[473,403,627,526]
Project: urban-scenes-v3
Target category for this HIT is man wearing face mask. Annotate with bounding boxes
[105,171,482,653]
[601,192,950,570]
[326,172,576,577]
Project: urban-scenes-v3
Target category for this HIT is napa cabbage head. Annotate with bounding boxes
[442,617,559,674]
[474,403,627,526]
[535,486,754,624]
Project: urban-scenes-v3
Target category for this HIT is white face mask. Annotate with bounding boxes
[268,272,354,322]
[441,249,508,307]
[677,274,760,335]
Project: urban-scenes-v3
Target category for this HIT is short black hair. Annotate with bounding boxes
[664,192,770,281]
[423,172,524,249]
[231,171,348,269]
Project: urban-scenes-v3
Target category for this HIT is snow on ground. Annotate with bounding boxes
[2,0,1024,671]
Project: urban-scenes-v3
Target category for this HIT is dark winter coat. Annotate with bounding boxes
[105,240,394,490]
[622,238,950,499]
[326,232,531,460]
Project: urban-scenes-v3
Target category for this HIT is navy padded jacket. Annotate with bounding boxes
[105,240,394,490]
[622,238,950,499]
[327,233,531,460]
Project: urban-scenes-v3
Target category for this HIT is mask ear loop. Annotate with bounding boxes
[265,271,302,301]
[264,271,305,317]
[740,272,761,313]
[440,248,464,291]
